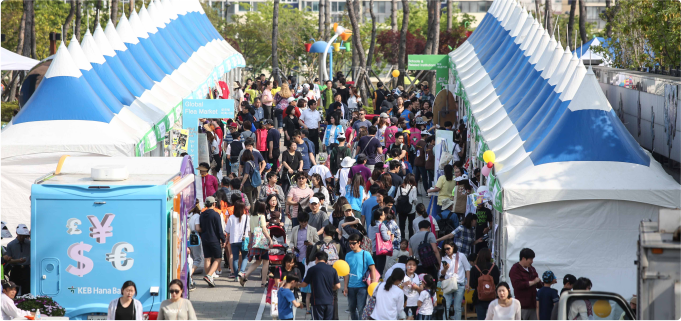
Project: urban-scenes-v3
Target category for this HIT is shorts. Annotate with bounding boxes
[248,247,269,261]
[190,245,204,267]
[202,242,222,259]
[405,306,418,316]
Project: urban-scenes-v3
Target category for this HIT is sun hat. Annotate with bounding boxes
[342,204,353,212]
[340,156,356,168]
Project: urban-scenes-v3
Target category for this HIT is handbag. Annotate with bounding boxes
[252,215,269,249]
[266,267,281,304]
[360,282,380,320]
[441,252,460,294]
[375,223,393,256]
[188,231,200,247]
[270,288,279,318]
[438,142,453,170]
[241,216,250,252]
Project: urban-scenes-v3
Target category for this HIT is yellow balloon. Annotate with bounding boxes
[482,150,496,164]
[333,260,350,277]
[392,70,400,78]
[368,282,380,297]
[593,300,612,318]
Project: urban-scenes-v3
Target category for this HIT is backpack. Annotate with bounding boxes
[396,186,413,215]
[475,263,496,301]
[230,141,245,163]
[438,212,457,238]
[248,160,262,187]
[417,232,438,267]
[310,240,340,265]
[255,129,268,152]
[360,235,373,253]
[331,145,351,175]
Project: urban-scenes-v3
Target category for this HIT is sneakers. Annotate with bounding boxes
[214,271,221,278]
[189,283,196,292]
[238,272,247,287]
[203,275,216,287]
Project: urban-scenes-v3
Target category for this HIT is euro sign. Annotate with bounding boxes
[66,218,82,235]
[106,242,134,271]
[66,242,93,277]
[87,213,115,244]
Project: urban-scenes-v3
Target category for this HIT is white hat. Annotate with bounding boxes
[303,83,310,88]
[337,132,346,139]
[455,174,469,182]
[287,97,296,102]
[340,156,356,168]
[310,197,320,204]
[16,224,30,236]
[1,221,11,239]
[421,130,431,136]
[380,113,389,118]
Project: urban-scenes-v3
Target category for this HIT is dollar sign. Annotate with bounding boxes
[66,242,94,277]
[105,242,134,271]
[66,218,82,235]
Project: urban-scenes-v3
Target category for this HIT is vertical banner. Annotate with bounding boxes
[407,55,450,94]
[182,99,236,167]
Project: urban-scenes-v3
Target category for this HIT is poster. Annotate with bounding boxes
[407,55,450,94]
[182,99,235,166]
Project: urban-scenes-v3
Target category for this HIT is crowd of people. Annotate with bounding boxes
[180,73,612,321]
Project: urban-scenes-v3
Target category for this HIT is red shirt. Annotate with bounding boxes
[283,106,301,118]
[508,262,541,309]
[201,175,219,201]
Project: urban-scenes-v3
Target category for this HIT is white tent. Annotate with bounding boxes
[449,0,680,297]
[1,47,39,70]
[1,0,245,242]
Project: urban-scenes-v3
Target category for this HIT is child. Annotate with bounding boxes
[416,274,437,320]
[403,257,423,320]
[277,275,301,320]
[397,239,410,258]
[536,271,559,320]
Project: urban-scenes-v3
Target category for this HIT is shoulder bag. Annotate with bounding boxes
[252,215,269,249]
[375,223,393,256]
[441,252,460,294]
[241,216,250,252]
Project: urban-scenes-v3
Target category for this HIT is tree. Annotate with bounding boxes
[545,0,552,36]
[111,0,119,26]
[391,0,398,32]
[324,0,331,41]
[318,0,325,39]
[535,0,542,28]
[75,0,83,41]
[446,0,453,32]
[94,0,103,26]
[366,0,378,69]
[578,0,587,43]
[64,0,76,41]
[397,0,409,86]
[272,0,281,85]
[23,0,36,59]
[604,0,612,38]
[346,0,367,101]
[568,0,576,49]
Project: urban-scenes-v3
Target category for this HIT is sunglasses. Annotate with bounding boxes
[169,289,181,294]
[445,247,453,251]
[349,241,359,245]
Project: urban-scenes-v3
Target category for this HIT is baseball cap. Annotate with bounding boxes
[390,117,398,125]
[342,204,353,212]
[229,122,239,128]
[16,224,30,236]
[205,196,216,205]
[542,270,556,283]
[380,113,389,118]
[310,197,320,204]
[265,163,273,170]
[287,97,296,102]
[337,132,346,140]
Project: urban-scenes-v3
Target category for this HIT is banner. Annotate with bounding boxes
[407,55,449,94]
[182,99,236,166]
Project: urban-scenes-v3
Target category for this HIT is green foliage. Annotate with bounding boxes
[1,101,19,123]
[217,1,318,80]
[396,2,475,40]
[551,13,599,50]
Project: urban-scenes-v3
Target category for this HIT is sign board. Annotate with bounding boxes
[407,54,450,94]
[182,99,235,168]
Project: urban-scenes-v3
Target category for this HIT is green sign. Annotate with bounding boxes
[407,54,449,94]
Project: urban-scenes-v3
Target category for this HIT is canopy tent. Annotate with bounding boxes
[1,47,40,70]
[573,36,608,65]
[448,0,680,298]
[1,0,245,242]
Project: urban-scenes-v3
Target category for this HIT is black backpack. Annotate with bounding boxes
[331,145,350,175]
[437,212,457,238]
[396,186,413,215]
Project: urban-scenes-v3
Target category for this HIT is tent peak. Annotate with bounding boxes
[105,18,130,51]
[67,35,93,72]
[44,42,82,79]
[81,30,107,64]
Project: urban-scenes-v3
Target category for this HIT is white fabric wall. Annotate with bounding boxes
[503,200,658,298]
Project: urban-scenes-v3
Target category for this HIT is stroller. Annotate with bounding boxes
[268,225,288,270]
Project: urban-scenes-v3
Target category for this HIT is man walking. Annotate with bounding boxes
[198,197,225,287]
[343,234,378,320]
[301,252,341,320]
[509,248,541,320]
[355,127,383,171]
[264,119,281,172]
[5,224,31,295]
[301,99,322,156]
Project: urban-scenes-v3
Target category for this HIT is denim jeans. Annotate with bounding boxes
[475,301,490,320]
[274,109,284,129]
[347,287,368,320]
[230,242,248,275]
[443,282,466,320]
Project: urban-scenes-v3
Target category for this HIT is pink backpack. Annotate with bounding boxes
[256,129,268,152]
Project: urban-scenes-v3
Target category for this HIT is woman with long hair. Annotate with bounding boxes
[427,164,458,222]
[330,196,350,230]
[279,142,302,195]
[439,240,471,320]
[392,96,405,119]
[157,279,197,320]
[485,282,521,320]
[469,248,501,319]
[345,174,367,218]
[322,114,344,155]
[382,206,402,275]
[274,83,292,128]
[283,105,304,147]
[379,173,394,197]
[376,114,389,148]
[371,268,405,320]
[396,173,418,238]
[107,281,144,320]
[368,166,383,189]
[226,200,250,279]
[412,203,439,235]
[368,206,393,275]
[271,80,281,96]
[347,86,361,112]
[264,194,283,225]
[241,201,273,287]
[310,173,330,204]
[261,80,274,121]
[232,81,244,102]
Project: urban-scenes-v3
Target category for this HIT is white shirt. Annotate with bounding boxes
[485,298,522,320]
[403,273,422,307]
[413,215,439,232]
[189,213,201,232]
[300,109,322,129]
[371,283,405,320]
[308,165,332,186]
[348,96,359,110]
[385,263,406,280]
[418,290,435,315]
[2,293,31,320]
[568,300,595,320]
[226,215,250,243]
[452,143,462,163]
[336,168,351,196]
[440,252,471,283]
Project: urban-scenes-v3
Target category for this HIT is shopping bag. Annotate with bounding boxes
[270,289,279,318]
